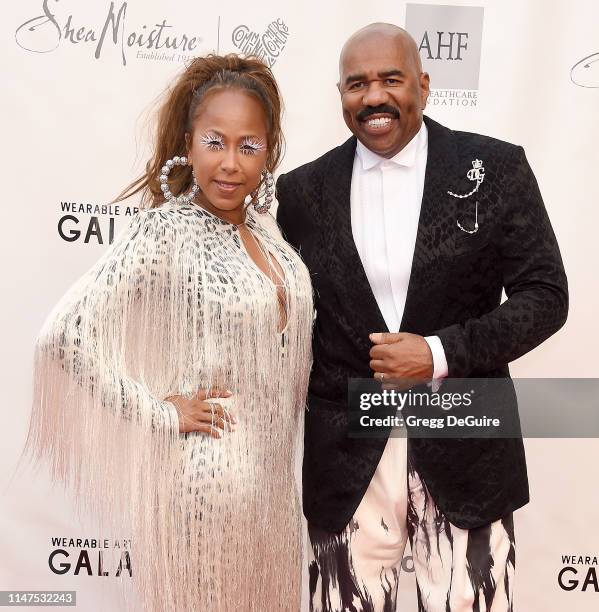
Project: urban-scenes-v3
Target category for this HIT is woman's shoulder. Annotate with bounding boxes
[139,201,195,218]
[248,207,282,238]
[135,202,210,230]
[138,202,283,239]
[250,209,291,245]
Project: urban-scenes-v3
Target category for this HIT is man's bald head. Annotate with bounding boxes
[339,23,423,82]
[336,22,429,158]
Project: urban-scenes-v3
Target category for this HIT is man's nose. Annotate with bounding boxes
[361,82,389,107]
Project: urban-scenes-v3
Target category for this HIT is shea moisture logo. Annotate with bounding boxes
[15,0,203,65]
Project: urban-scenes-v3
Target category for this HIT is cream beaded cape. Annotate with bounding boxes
[25,202,314,611]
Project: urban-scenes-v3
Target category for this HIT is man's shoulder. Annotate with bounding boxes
[425,115,520,158]
[453,128,521,156]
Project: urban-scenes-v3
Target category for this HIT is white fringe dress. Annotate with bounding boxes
[26,202,314,611]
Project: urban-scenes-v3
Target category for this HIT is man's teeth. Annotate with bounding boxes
[367,117,392,128]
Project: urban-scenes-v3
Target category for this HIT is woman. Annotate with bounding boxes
[25,54,313,611]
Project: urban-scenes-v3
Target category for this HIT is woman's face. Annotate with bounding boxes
[186,88,269,223]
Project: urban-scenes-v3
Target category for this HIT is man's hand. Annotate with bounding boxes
[369,332,434,384]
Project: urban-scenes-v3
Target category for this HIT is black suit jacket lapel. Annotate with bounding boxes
[399,116,459,335]
[321,137,389,344]
[320,117,460,343]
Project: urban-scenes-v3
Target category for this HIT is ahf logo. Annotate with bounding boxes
[405,4,484,91]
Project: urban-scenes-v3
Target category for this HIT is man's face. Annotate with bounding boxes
[338,36,429,158]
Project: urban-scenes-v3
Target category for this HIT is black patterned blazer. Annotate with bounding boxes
[276,115,568,532]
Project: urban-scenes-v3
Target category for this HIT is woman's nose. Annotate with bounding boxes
[219,147,241,173]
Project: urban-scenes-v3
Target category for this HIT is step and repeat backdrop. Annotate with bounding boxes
[1,0,598,610]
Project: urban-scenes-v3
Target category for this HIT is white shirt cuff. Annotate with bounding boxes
[424,335,449,392]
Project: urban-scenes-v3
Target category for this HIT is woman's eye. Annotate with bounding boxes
[199,133,224,151]
[206,140,223,150]
[239,138,265,156]
[239,145,259,156]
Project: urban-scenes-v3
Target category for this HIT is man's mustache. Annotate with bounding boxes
[357,105,400,121]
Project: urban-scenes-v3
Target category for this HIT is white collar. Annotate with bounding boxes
[356,121,428,171]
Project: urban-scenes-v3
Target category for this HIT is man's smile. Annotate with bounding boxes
[360,112,398,136]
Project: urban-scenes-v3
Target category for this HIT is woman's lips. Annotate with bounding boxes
[214,180,242,194]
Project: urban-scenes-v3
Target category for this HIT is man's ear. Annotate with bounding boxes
[420,72,430,109]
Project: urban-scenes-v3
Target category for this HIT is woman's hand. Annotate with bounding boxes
[165,388,236,436]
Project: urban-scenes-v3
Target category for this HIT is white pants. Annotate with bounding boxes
[307,436,516,612]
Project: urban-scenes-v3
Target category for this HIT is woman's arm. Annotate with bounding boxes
[34,209,180,431]
[31,206,236,443]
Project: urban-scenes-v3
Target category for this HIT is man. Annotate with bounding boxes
[276,23,568,612]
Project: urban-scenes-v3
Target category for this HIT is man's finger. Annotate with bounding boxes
[369,332,403,345]
[369,344,392,359]
[369,359,388,372]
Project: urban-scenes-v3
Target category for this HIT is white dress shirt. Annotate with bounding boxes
[350,122,448,381]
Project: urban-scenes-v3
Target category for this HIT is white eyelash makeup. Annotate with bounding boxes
[199,132,224,151]
[239,137,266,156]
[198,133,266,156]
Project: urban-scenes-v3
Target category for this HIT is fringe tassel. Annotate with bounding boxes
[23,203,313,611]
